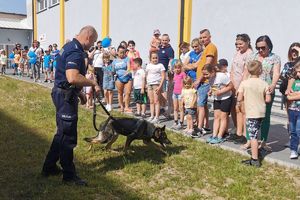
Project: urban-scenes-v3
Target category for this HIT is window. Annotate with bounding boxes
[37,0,47,12]
[49,0,59,7]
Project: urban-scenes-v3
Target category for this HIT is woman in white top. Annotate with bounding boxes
[146,51,166,124]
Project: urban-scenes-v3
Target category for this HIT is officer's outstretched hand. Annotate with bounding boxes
[94,85,101,97]
[79,92,87,105]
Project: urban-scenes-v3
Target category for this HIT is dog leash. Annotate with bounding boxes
[92,91,145,135]
[93,91,118,132]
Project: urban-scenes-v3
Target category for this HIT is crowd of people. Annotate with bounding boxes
[3,28,300,168]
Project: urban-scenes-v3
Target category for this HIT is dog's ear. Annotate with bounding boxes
[154,128,161,138]
[162,125,166,131]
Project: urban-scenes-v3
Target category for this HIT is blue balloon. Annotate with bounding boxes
[9,53,15,59]
[102,37,111,48]
[28,51,36,58]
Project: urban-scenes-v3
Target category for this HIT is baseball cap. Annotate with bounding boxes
[153,29,161,35]
[217,59,228,67]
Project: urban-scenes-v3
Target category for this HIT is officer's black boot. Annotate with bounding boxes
[41,165,62,177]
[63,175,88,186]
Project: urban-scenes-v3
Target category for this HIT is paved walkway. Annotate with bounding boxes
[4,69,300,169]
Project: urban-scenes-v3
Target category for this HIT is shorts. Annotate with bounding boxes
[147,84,159,91]
[246,118,263,140]
[172,93,182,100]
[185,108,197,116]
[213,96,233,113]
[197,83,210,107]
[103,75,115,90]
[134,89,147,104]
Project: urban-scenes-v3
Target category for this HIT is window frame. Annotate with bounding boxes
[37,0,47,13]
[49,0,59,8]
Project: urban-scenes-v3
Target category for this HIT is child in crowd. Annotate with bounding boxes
[149,29,161,53]
[181,76,197,135]
[50,43,59,82]
[0,50,7,74]
[43,50,51,82]
[85,65,96,109]
[217,59,229,74]
[179,42,191,64]
[18,50,28,77]
[237,60,271,167]
[13,49,21,75]
[132,57,147,118]
[204,64,233,144]
[146,51,166,124]
[287,61,300,159]
[172,60,186,130]
[102,52,115,112]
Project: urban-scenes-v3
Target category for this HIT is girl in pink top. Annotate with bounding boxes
[127,40,140,71]
[229,34,253,148]
[172,60,186,130]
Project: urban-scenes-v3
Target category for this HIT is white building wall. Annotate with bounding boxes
[65,0,102,41]
[37,5,60,49]
[110,0,179,62]
[191,0,300,67]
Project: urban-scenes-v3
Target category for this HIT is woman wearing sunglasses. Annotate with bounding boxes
[247,35,281,152]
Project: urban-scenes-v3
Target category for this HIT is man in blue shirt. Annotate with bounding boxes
[157,34,174,117]
[42,26,100,186]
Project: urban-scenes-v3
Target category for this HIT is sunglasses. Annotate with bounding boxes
[256,46,267,51]
[192,46,199,48]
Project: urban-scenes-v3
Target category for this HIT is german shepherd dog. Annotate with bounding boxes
[84,117,172,153]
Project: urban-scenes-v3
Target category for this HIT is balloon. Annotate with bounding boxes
[9,53,15,59]
[102,37,111,48]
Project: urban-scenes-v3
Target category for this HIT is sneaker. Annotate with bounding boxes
[210,137,224,144]
[201,127,212,134]
[241,158,261,168]
[290,151,298,159]
[151,118,160,124]
[206,136,214,143]
[63,175,88,186]
[174,123,183,130]
[233,136,247,144]
[44,80,48,83]
[106,104,112,112]
[191,131,202,138]
[147,116,154,122]
[226,134,239,142]
[141,113,146,119]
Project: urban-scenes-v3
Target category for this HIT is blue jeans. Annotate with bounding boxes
[289,109,300,152]
[197,83,210,107]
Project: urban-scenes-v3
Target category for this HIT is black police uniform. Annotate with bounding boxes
[42,38,86,180]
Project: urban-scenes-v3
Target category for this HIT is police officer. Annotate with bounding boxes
[41,26,99,186]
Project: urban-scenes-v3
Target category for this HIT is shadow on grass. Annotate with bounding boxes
[0,110,149,200]
[88,145,186,173]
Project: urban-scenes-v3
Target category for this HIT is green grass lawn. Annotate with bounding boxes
[1,76,300,200]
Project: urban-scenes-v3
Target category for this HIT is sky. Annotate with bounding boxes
[0,0,27,14]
